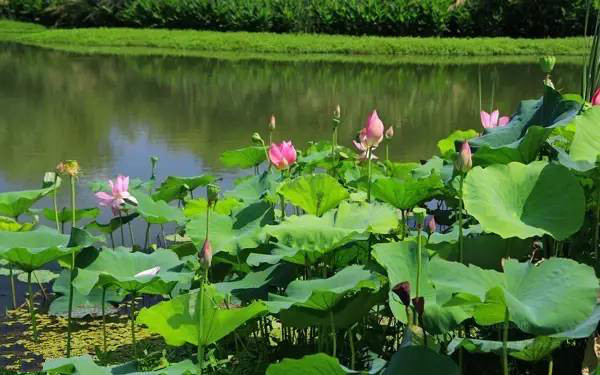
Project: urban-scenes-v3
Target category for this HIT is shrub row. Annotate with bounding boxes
[0,0,594,37]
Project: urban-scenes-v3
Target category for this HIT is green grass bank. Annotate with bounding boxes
[0,20,590,64]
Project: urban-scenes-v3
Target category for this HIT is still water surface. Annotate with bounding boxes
[0,43,583,310]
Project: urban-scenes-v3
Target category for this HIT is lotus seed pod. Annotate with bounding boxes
[539,55,556,74]
[413,207,426,228]
[207,183,220,207]
[56,160,80,177]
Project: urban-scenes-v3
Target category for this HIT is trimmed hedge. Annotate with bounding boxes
[0,0,594,37]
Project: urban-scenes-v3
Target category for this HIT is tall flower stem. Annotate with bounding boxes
[386,142,389,162]
[102,286,107,353]
[53,174,60,232]
[144,223,151,250]
[329,310,336,356]
[367,147,373,203]
[66,175,77,357]
[594,180,599,266]
[502,307,510,375]
[27,272,38,341]
[547,356,553,375]
[9,266,16,309]
[130,292,137,358]
[348,325,356,370]
[118,211,125,246]
[127,221,135,248]
[197,267,208,374]
[416,224,422,299]
[458,173,465,264]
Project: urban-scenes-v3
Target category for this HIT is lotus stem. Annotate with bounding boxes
[348,325,356,370]
[110,232,115,249]
[27,272,38,342]
[66,175,77,357]
[458,173,465,264]
[53,174,60,232]
[386,142,389,162]
[33,271,48,300]
[548,355,553,375]
[367,147,373,203]
[144,223,151,250]
[197,267,208,374]
[102,286,107,353]
[502,307,510,375]
[594,182,599,266]
[118,211,125,246]
[128,220,135,248]
[130,292,137,358]
[279,193,285,221]
[9,265,16,309]
[416,225,422,299]
[329,310,336,357]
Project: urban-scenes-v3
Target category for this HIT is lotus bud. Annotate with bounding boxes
[269,115,276,131]
[364,110,385,148]
[56,160,80,177]
[592,88,600,106]
[385,126,394,140]
[268,141,297,170]
[200,239,213,268]
[251,132,264,145]
[392,281,411,307]
[334,104,341,118]
[427,215,437,234]
[207,184,220,208]
[412,296,425,317]
[150,156,159,179]
[413,207,426,229]
[539,55,556,74]
[455,141,472,173]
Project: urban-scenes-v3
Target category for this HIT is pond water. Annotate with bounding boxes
[0,43,583,311]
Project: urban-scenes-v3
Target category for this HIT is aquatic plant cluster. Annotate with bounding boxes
[0,60,600,375]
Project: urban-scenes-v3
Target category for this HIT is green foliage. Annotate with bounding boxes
[278,174,348,216]
[266,353,346,375]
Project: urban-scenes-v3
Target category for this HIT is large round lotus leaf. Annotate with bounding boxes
[225,170,279,203]
[278,173,349,217]
[266,265,379,313]
[220,146,267,169]
[266,353,346,375]
[430,257,598,335]
[151,174,214,203]
[570,106,600,163]
[43,356,199,375]
[73,247,190,295]
[0,185,55,218]
[0,226,95,272]
[367,175,443,210]
[137,284,266,347]
[383,346,460,375]
[447,336,562,362]
[133,191,185,225]
[42,208,99,224]
[437,129,479,158]
[463,161,585,240]
[214,263,296,302]
[85,212,138,235]
[183,197,241,217]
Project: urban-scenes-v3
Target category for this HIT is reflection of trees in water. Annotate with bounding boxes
[0,44,582,185]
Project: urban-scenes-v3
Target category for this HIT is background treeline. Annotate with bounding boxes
[0,0,595,37]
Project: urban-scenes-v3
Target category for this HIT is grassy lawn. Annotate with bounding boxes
[0,20,590,64]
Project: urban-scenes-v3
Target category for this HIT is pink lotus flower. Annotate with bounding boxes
[95,175,138,216]
[268,141,297,170]
[455,141,472,173]
[480,110,510,129]
[201,239,213,268]
[362,110,385,147]
[592,88,600,106]
[353,139,378,161]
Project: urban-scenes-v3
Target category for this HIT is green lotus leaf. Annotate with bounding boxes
[430,257,598,335]
[266,353,346,375]
[42,207,100,224]
[437,129,479,158]
[137,284,266,346]
[447,336,562,362]
[84,212,139,235]
[367,175,443,210]
[463,161,585,240]
[43,355,198,375]
[17,269,58,283]
[133,191,185,225]
[152,175,214,203]
[278,174,349,216]
[0,226,97,272]
[469,86,580,165]
[570,106,600,163]
[214,263,296,302]
[372,240,468,333]
[220,146,267,169]
[0,215,36,232]
[49,270,124,318]
[72,247,190,295]
[383,346,460,375]
[554,146,596,172]
[225,170,279,203]
[411,156,454,184]
[266,265,379,313]
[388,162,421,179]
[0,185,55,218]
[186,201,274,255]
[183,197,241,217]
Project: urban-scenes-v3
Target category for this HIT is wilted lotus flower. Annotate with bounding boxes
[455,142,473,173]
[362,110,385,148]
[200,239,213,268]
[480,110,510,129]
[412,296,425,317]
[392,281,411,307]
[592,88,600,106]
[353,138,378,161]
[268,141,297,170]
[385,126,394,140]
[56,160,80,177]
[269,115,276,131]
[427,215,437,234]
[134,266,160,278]
[95,175,138,216]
